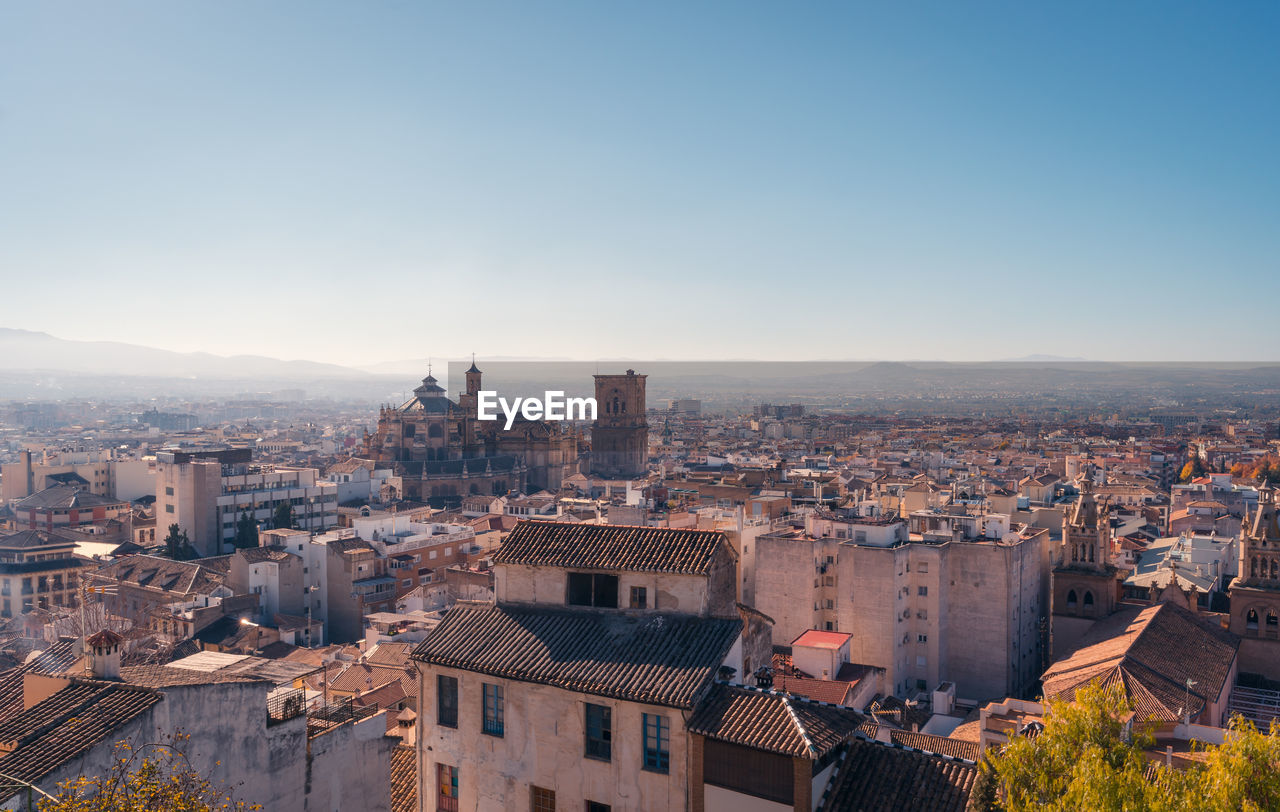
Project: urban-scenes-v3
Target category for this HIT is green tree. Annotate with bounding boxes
[271,501,294,530]
[162,524,195,561]
[233,512,258,549]
[39,733,260,811]
[985,682,1280,812]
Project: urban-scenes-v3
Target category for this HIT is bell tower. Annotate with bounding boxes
[1053,478,1118,620]
[589,369,648,479]
[1230,485,1280,672]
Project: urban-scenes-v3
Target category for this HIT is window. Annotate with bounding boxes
[567,573,619,608]
[917,562,928,574]
[918,634,928,643]
[629,586,647,609]
[1083,591,1094,611]
[1067,589,1078,608]
[703,738,793,805]
[165,504,174,513]
[482,683,504,736]
[1248,609,1260,631]
[917,586,928,596]
[437,764,458,812]
[531,786,555,812]
[164,486,174,496]
[825,599,834,609]
[916,655,927,667]
[585,703,612,761]
[437,675,458,728]
[585,803,611,812]
[642,713,670,772]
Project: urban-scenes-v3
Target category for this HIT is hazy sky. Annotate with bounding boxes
[2,2,1277,366]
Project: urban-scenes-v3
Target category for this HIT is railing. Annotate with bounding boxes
[266,688,307,726]
[305,697,379,738]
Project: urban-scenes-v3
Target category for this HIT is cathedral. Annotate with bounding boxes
[363,362,579,505]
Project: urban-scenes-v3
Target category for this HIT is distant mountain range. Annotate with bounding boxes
[0,328,370,380]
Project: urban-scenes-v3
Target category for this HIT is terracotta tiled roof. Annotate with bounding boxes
[0,640,81,718]
[688,683,862,758]
[412,603,741,709]
[774,675,855,705]
[329,662,409,695]
[887,730,980,762]
[366,642,413,668]
[90,555,224,595]
[390,745,417,812]
[0,680,162,800]
[821,738,977,812]
[1041,602,1239,722]
[492,521,729,574]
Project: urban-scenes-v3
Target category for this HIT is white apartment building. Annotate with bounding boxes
[157,448,338,557]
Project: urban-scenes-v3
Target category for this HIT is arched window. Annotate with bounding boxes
[1267,611,1277,631]
[1089,545,1095,563]
[1067,590,1078,608]
[1083,592,1095,612]
[1272,559,1278,580]
[1071,545,1078,563]
[1253,557,1259,577]
[612,397,621,414]
[1248,609,1260,631]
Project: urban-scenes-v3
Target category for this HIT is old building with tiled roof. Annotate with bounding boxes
[688,682,863,810]
[411,519,771,811]
[1041,601,1239,726]
[0,640,397,811]
[819,737,977,812]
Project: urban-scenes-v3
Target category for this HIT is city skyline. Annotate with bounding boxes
[3,2,1278,365]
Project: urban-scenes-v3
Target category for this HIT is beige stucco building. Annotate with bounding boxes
[411,521,772,811]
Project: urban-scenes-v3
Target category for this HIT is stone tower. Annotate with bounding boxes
[1053,478,1117,620]
[1230,484,1280,672]
[590,369,648,479]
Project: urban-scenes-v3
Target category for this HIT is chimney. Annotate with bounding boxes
[85,629,123,680]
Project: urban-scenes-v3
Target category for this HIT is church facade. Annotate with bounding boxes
[363,363,579,505]
[1051,478,1121,656]
[1229,485,1280,675]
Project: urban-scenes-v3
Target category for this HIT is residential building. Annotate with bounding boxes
[10,486,129,532]
[155,448,337,557]
[753,508,1049,702]
[0,636,395,811]
[411,520,771,811]
[0,531,92,617]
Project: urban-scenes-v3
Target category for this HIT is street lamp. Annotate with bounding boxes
[239,617,262,654]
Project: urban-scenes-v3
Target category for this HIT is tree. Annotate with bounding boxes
[984,682,1280,811]
[233,512,258,549]
[271,501,294,531]
[162,524,195,561]
[38,733,260,811]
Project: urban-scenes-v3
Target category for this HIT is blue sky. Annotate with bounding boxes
[1,2,1277,364]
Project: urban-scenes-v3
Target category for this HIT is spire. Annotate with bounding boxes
[467,353,481,375]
